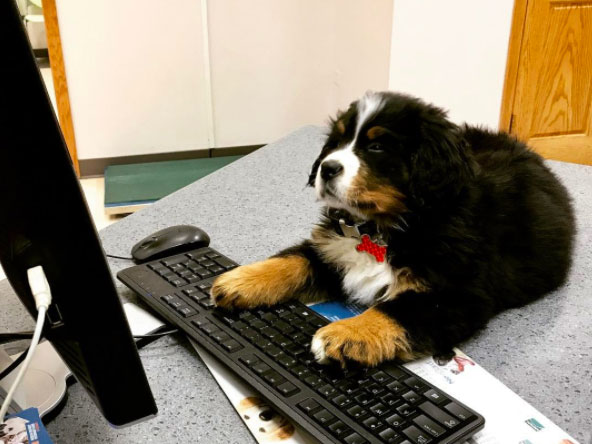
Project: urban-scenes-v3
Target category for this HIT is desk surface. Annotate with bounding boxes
[1,126,590,442]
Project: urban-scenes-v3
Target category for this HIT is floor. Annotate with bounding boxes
[0,64,121,281]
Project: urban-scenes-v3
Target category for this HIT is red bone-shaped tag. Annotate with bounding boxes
[356,234,387,262]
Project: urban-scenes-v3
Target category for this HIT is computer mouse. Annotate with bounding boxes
[131,225,210,263]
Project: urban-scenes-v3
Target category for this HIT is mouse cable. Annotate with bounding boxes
[105,253,134,261]
[0,266,51,421]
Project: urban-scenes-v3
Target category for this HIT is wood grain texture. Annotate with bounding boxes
[500,0,529,132]
[42,0,80,176]
[503,0,592,165]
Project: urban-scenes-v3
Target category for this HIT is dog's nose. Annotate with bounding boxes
[320,160,344,181]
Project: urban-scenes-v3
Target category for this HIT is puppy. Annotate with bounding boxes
[212,91,575,367]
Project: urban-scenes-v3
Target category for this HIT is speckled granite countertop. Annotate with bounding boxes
[1,126,590,442]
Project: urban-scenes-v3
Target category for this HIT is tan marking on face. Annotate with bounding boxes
[348,165,407,216]
[367,126,387,140]
[311,307,418,367]
[211,256,311,309]
[336,119,346,135]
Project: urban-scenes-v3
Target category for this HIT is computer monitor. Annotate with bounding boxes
[0,0,157,427]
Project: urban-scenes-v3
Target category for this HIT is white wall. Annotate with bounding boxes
[208,0,393,147]
[56,0,212,160]
[389,0,514,129]
[56,0,393,160]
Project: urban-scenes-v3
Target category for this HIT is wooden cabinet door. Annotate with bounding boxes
[501,0,592,165]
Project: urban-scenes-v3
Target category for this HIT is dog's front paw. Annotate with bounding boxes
[310,308,414,367]
[211,256,311,309]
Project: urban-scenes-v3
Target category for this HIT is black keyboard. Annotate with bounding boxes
[118,247,484,444]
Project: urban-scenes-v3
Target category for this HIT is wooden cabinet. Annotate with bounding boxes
[501,0,592,165]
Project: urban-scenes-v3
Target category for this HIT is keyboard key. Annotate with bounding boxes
[277,354,297,368]
[312,408,335,425]
[346,405,367,419]
[385,366,407,380]
[290,365,310,379]
[276,381,299,397]
[412,415,445,437]
[297,398,320,414]
[362,416,383,431]
[161,256,186,266]
[176,305,197,317]
[343,432,368,444]
[328,420,350,436]
[160,294,175,304]
[201,259,216,267]
[306,316,325,328]
[178,268,192,277]
[186,275,201,284]
[166,298,184,309]
[198,298,216,309]
[196,282,212,291]
[316,384,336,398]
[191,319,207,329]
[211,331,231,343]
[260,327,280,339]
[423,389,448,406]
[169,278,188,287]
[239,355,260,366]
[209,264,225,273]
[403,390,421,404]
[354,392,372,405]
[220,339,242,353]
[444,402,472,421]
[263,371,286,386]
[365,383,386,396]
[337,380,358,395]
[200,323,220,335]
[239,312,256,321]
[214,256,237,269]
[274,320,295,334]
[196,269,213,279]
[380,392,400,408]
[387,380,405,393]
[396,403,415,417]
[403,425,432,444]
[369,370,390,383]
[385,413,405,428]
[263,344,283,358]
[418,402,459,428]
[404,376,426,392]
[378,427,401,443]
[369,402,388,416]
[206,252,221,259]
[249,319,267,330]
[332,394,352,408]
[284,343,306,356]
[183,287,199,296]
[304,375,323,387]
[260,312,277,323]
[241,327,259,341]
[229,320,247,331]
[252,362,271,375]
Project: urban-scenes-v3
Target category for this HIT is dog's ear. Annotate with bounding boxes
[409,116,474,207]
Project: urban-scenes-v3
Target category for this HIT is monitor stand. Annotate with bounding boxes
[0,341,70,417]
[0,301,166,419]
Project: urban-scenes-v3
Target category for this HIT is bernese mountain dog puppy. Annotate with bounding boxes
[211,91,575,367]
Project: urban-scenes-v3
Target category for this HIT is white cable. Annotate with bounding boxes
[0,266,51,421]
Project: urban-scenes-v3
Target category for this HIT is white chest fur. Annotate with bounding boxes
[314,234,395,305]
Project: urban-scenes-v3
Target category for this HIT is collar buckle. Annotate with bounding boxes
[339,218,362,238]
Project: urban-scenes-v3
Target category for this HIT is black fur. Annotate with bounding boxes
[300,91,576,358]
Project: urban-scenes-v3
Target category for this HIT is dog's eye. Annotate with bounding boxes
[367,142,385,153]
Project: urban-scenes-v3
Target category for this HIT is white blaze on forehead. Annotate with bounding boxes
[316,92,385,205]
